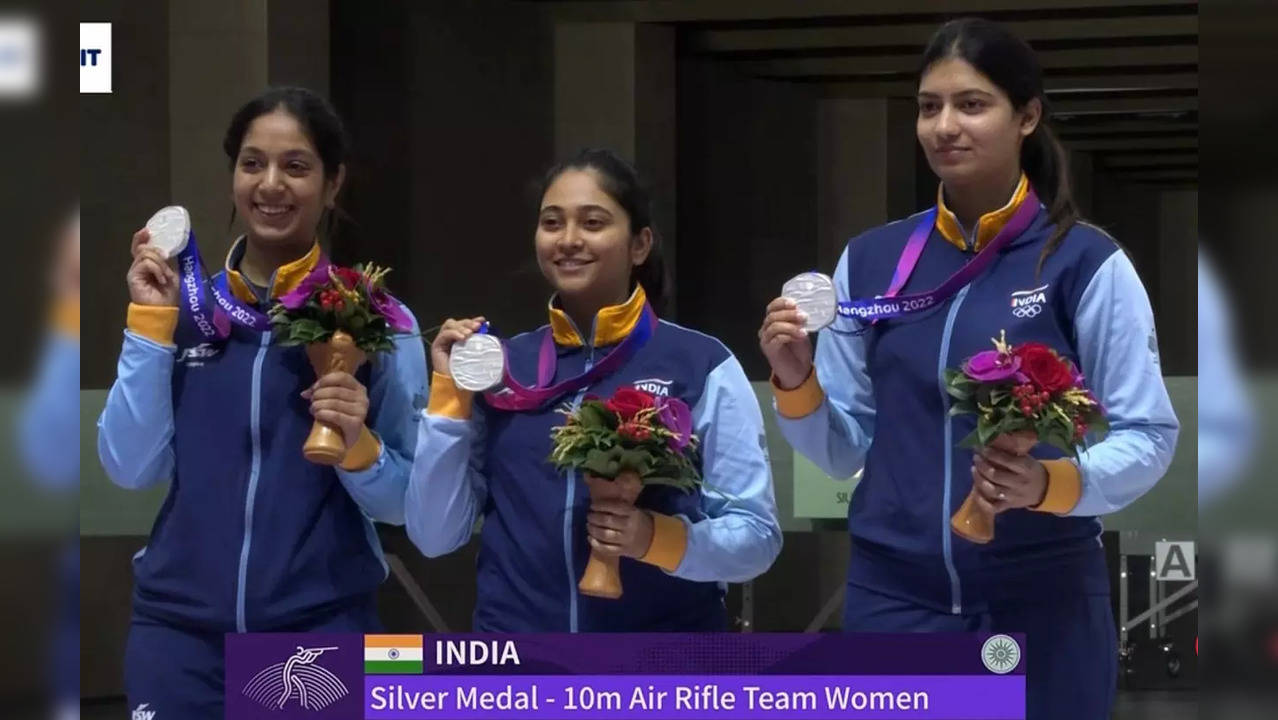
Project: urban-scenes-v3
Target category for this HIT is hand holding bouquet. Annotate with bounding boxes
[945,332,1108,543]
[549,388,701,598]
[270,263,413,465]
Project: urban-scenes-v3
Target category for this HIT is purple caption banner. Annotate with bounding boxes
[226,633,1026,720]
[364,675,1025,720]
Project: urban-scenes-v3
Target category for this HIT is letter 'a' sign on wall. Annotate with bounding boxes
[1155,541,1196,582]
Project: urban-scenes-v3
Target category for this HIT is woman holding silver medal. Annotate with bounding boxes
[408,149,781,631]
[97,87,426,718]
[758,19,1177,720]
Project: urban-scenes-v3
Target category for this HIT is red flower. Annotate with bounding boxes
[334,267,364,290]
[618,421,652,442]
[1014,343,1074,394]
[604,388,656,421]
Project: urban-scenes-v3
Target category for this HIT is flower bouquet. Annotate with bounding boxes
[269,263,413,465]
[945,331,1108,543]
[549,388,701,598]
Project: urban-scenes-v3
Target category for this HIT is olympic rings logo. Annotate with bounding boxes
[1012,304,1043,318]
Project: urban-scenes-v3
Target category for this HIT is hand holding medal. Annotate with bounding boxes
[431,317,504,391]
[127,207,189,307]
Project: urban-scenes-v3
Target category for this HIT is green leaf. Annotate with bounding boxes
[957,428,981,449]
[582,447,621,478]
[576,402,615,430]
[976,420,996,447]
[617,448,656,475]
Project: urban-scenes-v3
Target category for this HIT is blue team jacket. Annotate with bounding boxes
[775,176,1179,614]
[406,285,782,632]
[97,240,427,632]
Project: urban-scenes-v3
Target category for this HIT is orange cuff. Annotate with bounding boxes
[53,297,80,339]
[1033,459,1083,514]
[339,426,383,471]
[127,303,179,345]
[640,512,688,573]
[771,369,825,418]
[428,372,474,419]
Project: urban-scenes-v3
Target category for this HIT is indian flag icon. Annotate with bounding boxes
[364,634,424,674]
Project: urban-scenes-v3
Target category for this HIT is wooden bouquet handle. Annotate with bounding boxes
[578,471,644,599]
[302,331,368,465]
[950,431,1038,544]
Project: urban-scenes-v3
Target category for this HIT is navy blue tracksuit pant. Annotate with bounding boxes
[844,582,1118,720]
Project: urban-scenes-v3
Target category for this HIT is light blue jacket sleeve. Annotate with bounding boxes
[96,330,177,490]
[668,354,782,583]
[1196,251,1254,504]
[1068,250,1180,516]
[773,247,877,480]
[404,379,489,557]
[20,332,81,489]
[335,304,428,525]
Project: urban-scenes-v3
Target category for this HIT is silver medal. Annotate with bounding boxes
[782,272,837,331]
[144,205,191,259]
[449,333,505,392]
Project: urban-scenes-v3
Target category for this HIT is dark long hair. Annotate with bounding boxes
[537,148,668,313]
[222,87,351,247]
[920,18,1078,274]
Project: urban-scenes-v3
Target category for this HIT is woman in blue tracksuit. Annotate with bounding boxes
[407,148,781,631]
[759,19,1178,720]
[97,87,426,718]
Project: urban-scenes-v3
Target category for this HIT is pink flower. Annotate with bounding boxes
[655,397,693,452]
[278,265,332,310]
[370,289,414,332]
[962,350,1022,383]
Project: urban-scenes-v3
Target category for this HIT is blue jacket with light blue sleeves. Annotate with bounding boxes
[96,242,427,632]
[774,180,1179,614]
[407,286,782,631]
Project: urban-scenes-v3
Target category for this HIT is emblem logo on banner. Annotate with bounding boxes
[226,634,361,718]
[242,645,348,711]
[981,634,1022,675]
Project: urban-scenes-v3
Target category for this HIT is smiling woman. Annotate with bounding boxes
[96,87,428,720]
[408,148,782,632]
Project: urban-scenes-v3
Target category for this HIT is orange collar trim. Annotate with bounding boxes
[936,173,1030,252]
[548,285,648,348]
[223,236,322,303]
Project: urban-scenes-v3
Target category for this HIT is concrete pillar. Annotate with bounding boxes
[816,97,916,272]
[169,0,267,260]
[1158,189,1197,374]
[553,22,677,313]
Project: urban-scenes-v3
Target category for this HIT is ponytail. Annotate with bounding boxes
[631,229,668,315]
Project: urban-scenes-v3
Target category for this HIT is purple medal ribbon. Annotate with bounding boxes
[177,232,327,341]
[484,303,658,412]
[836,187,1040,325]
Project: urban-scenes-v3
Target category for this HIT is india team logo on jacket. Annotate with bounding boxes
[1009,284,1049,318]
[632,377,673,397]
